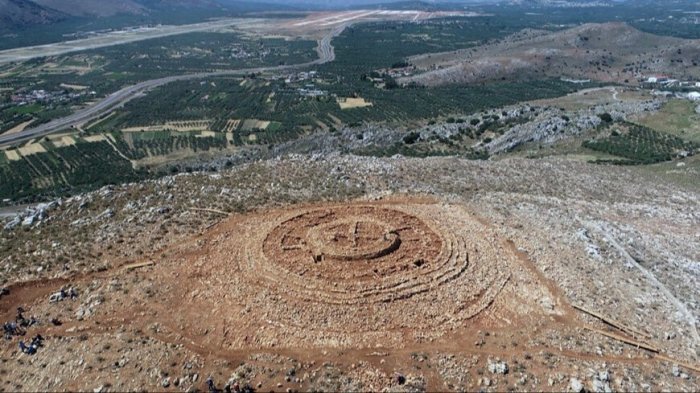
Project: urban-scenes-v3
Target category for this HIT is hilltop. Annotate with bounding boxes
[402,23,700,86]
[0,0,66,28]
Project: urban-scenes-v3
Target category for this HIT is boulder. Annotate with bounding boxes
[487,359,509,375]
[570,378,584,393]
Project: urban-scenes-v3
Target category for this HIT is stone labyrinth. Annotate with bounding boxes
[197,201,514,348]
[263,206,445,303]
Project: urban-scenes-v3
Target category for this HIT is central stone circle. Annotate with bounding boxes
[263,205,443,284]
[307,219,401,261]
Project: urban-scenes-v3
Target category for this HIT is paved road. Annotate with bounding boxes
[0,24,346,148]
[0,205,27,219]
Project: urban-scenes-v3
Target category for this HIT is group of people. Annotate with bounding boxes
[2,321,22,339]
[3,307,37,340]
[3,307,44,355]
[18,334,44,355]
[49,287,78,303]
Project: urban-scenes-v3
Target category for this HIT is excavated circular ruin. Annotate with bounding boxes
[188,201,513,348]
[261,205,445,302]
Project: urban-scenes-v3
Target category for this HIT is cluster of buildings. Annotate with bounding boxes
[651,90,700,101]
[376,66,414,79]
[280,71,328,97]
[10,89,89,106]
[644,75,700,101]
[298,86,326,97]
[284,70,318,84]
[645,75,700,88]
[229,44,268,60]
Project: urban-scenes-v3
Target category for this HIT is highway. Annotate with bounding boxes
[0,24,346,148]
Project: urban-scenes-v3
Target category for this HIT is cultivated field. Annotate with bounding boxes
[122,120,213,133]
[633,100,700,144]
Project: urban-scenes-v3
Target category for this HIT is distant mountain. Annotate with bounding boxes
[139,0,228,12]
[0,0,65,28]
[31,0,146,17]
[0,0,299,29]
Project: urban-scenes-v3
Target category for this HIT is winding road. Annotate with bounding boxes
[0,24,346,148]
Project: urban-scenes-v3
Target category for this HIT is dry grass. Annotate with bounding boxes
[84,135,108,143]
[4,150,20,161]
[3,119,34,135]
[241,119,271,131]
[52,136,77,148]
[633,100,700,143]
[59,83,89,90]
[337,97,373,110]
[17,143,46,156]
[196,131,217,138]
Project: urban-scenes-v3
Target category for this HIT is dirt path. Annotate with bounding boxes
[585,221,700,347]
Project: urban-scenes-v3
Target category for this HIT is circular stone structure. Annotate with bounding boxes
[263,205,443,293]
[183,201,514,348]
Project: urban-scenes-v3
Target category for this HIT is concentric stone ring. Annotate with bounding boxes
[192,201,513,347]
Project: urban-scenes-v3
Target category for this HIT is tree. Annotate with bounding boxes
[384,76,399,90]
[403,132,420,145]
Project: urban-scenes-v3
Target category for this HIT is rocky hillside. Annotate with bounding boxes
[0,0,65,28]
[31,0,146,17]
[0,0,230,29]
[402,23,700,87]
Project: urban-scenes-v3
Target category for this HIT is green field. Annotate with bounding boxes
[0,141,146,201]
[8,104,42,115]
[583,123,698,165]
[634,100,700,144]
[266,121,283,132]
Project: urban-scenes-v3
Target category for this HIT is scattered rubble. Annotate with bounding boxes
[570,377,584,393]
[4,200,60,230]
[487,359,509,375]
